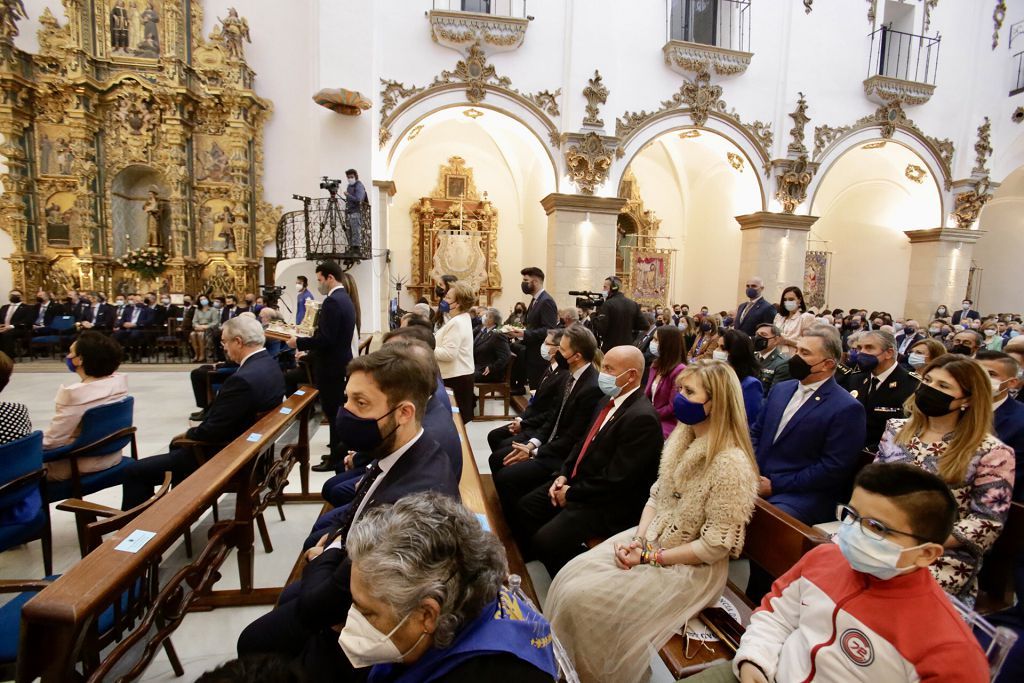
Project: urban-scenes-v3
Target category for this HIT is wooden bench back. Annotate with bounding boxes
[743,498,831,580]
[17,388,319,683]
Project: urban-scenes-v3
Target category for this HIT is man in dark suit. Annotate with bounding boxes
[113,295,155,361]
[735,276,777,337]
[514,345,663,575]
[847,330,919,451]
[894,319,925,367]
[0,289,34,358]
[287,260,356,472]
[952,298,982,326]
[236,344,460,679]
[77,292,117,331]
[220,294,240,323]
[509,266,558,392]
[977,351,1024,501]
[121,315,285,508]
[488,328,568,454]
[473,307,511,381]
[493,324,604,527]
[751,327,866,525]
[111,294,128,325]
[754,322,791,395]
[595,275,645,352]
[1006,337,1024,405]
[30,289,65,336]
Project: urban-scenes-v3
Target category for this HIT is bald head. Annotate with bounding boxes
[1006,335,1024,355]
[602,345,645,394]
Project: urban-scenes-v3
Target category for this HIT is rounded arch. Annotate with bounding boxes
[808,129,949,218]
[380,86,559,185]
[612,112,770,210]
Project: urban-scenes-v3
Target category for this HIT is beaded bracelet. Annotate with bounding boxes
[654,548,665,567]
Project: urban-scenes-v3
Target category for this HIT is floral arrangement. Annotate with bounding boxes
[117,247,169,279]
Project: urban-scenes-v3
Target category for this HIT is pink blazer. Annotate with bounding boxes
[43,373,129,480]
[645,363,685,438]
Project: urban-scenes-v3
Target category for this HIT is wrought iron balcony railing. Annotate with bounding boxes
[867,25,940,85]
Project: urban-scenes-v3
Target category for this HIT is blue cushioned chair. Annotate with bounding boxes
[0,431,52,576]
[43,396,138,505]
[29,314,77,359]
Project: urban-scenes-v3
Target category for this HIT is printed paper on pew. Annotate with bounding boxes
[115,530,157,554]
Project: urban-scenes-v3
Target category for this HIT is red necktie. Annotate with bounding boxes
[570,400,615,479]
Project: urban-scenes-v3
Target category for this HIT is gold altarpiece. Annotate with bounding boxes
[408,156,501,305]
[0,1,278,297]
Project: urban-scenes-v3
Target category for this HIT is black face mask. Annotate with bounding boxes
[788,354,825,381]
[950,344,973,356]
[700,322,712,333]
[35,296,43,304]
[9,295,20,304]
[681,310,689,316]
[554,351,569,370]
[434,285,445,298]
[753,336,770,352]
[521,281,534,295]
[914,384,959,417]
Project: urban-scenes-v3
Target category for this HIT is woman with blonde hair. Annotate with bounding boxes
[875,353,1014,605]
[545,359,760,683]
[435,280,477,422]
[906,337,947,370]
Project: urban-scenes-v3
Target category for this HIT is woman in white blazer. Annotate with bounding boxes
[434,281,477,422]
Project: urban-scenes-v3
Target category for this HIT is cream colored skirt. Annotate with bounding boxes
[545,527,727,683]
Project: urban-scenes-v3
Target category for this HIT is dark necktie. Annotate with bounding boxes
[547,375,576,444]
[867,376,879,396]
[331,461,384,545]
[571,400,616,478]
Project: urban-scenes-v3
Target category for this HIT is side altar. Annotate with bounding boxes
[0,1,279,297]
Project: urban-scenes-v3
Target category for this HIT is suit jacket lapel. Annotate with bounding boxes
[776,379,833,444]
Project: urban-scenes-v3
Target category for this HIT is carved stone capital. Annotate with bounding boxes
[428,10,528,55]
[863,75,935,106]
[539,193,627,216]
[735,212,819,232]
[662,40,752,77]
[903,227,987,244]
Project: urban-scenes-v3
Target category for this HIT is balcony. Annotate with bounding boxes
[428,0,530,55]
[662,0,752,77]
[863,26,939,106]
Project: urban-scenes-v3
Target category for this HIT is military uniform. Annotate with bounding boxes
[848,364,921,450]
[757,347,791,396]
[835,362,858,390]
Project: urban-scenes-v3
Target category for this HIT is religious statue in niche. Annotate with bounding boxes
[195,136,230,183]
[200,199,238,252]
[143,187,163,247]
[218,8,251,60]
[37,126,76,176]
[43,191,78,245]
[109,0,160,57]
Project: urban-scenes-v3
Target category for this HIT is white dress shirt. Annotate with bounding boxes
[774,378,828,443]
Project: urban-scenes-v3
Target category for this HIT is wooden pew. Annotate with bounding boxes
[659,498,830,679]
[17,388,319,683]
[452,411,539,605]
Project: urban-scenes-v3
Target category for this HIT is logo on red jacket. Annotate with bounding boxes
[840,628,875,667]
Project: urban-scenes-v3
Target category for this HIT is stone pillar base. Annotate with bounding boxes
[540,193,627,307]
[903,227,985,323]
[735,212,818,302]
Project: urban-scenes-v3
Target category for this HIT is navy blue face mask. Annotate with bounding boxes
[672,392,709,425]
[336,404,403,452]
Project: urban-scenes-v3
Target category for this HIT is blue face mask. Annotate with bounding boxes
[438,299,451,314]
[855,352,879,372]
[65,356,77,373]
[836,520,925,580]
[672,392,708,425]
[745,287,759,299]
[597,371,626,397]
[848,349,860,364]
[1012,330,1021,338]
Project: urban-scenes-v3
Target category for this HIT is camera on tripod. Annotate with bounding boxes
[319,177,342,195]
[569,290,604,310]
[260,284,285,307]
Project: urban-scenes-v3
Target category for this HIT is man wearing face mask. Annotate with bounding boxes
[507,267,557,393]
[593,275,645,353]
[512,344,663,576]
[754,322,791,396]
[0,289,34,359]
[343,168,367,255]
[493,324,603,532]
[976,351,1024,501]
[236,345,459,678]
[952,298,981,326]
[287,260,357,473]
[894,318,924,367]
[113,294,154,362]
[950,329,983,357]
[847,331,920,451]
[703,464,989,683]
[77,292,116,331]
[735,276,777,337]
[750,327,866,525]
[295,275,315,325]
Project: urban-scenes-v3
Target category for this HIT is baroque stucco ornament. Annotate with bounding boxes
[787,92,810,156]
[582,70,608,128]
[565,132,615,195]
[951,178,992,229]
[427,8,528,55]
[973,116,992,175]
[775,155,815,214]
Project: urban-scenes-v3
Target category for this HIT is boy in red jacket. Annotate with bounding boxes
[691,463,990,682]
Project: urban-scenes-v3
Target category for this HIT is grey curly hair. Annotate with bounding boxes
[346,492,507,649]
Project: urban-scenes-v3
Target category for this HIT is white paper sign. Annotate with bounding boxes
[279,407,293,415]
[247,433,262,442]
[115,530,156,554]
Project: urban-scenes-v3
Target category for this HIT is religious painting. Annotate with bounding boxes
[42,191,79,246]
[803,251,830,310]
[36,124,75,176]
[194,134,231,183]
[629,249,672,309]
[446,175,467,199]
[106,0,162,59]
[199,199,239,253]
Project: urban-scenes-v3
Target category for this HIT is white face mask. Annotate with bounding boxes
[962,303,971,310]
[893,323,904,333]
[908,352,927,369]
[783,300,798,313]
[295,283,303,291]
[540,344,552,362]
[649,340,659,357]
[712,349,729,362]
[984,329,996,337]
[992,377,1008,397]
[347,177,357,186]
[339,605,423,669]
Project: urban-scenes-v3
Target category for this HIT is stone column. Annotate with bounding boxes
[371,179,397,334]
[735,212,818,302]
[903,227,985,323]
[539,193,626,308]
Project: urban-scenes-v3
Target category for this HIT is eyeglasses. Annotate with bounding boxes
[835,504,929,542]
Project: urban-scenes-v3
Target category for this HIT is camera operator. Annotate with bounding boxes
[593,275,645,352]
[344,168,367,253]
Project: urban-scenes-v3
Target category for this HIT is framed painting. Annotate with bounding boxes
[803,251,830,310]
